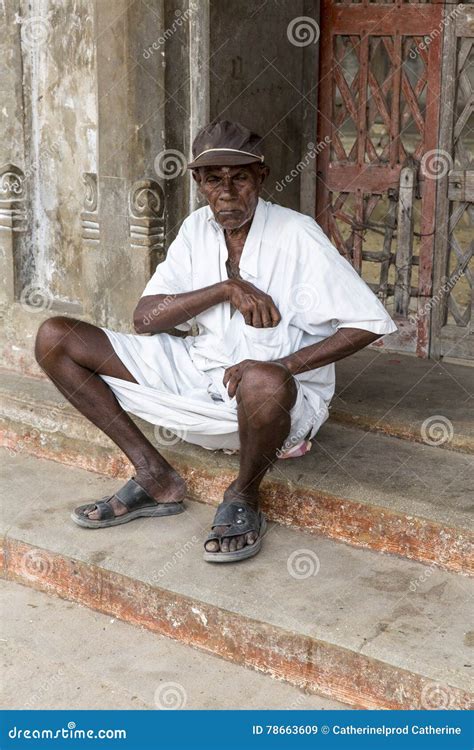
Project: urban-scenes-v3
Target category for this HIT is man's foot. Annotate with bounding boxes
[84,467,186,521]
[204,483,259,553]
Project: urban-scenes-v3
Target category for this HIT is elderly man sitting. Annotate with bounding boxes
[35,120,396,563]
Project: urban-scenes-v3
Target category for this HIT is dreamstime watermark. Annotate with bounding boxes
[409,560,438,593]
[22,144,57,181]
[409,5,464,60]
[420,682,470,710]
[153,423,188,446]
[154,681,187,709]
[142,294,177,326]
[420,415,453,447]
[421,149,453,181]
[20,284,53,313]
[275,137,331,193]
[17,14,51,50]
[287,16,320,47]
[4,409,58,452]
[288,693,311,710]
[154,150,187,180]
[408,268,464,325]
[143,5,197,59]
[287,549,320,580]
[8,723,127,740]
[149,536,199,583]
[277,405,326,459]
[287,282,320,316]
[20,549,54,582]
[24,669,67,709]
[6,428,41,458]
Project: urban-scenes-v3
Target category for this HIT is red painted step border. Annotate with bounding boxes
[2,537,472,711]
[2,426,473,577]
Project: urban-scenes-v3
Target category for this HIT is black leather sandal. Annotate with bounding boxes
[71,477,184,528]
[203,501,267,563]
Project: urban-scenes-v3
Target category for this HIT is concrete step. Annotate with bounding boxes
[1,369,472,575]
[4,334,472,454]
[1,580,347,710]
[332,349,473,454]
[2,315,472,454]
[1,450,473,711]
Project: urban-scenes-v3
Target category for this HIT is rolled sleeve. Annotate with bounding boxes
[290,222,397,337]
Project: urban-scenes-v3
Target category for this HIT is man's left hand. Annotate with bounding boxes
[223,359,261,399]
[223,359,293,398]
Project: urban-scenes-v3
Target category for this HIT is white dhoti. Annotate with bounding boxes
[98,327,327,453]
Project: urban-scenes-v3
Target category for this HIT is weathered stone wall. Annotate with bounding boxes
[1,0,319,375]
[2,0,97,307]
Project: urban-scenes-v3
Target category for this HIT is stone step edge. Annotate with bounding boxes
[2,537,471,711]
[1,423,473,578]
[330,409,472,455]
[0,367,474,455]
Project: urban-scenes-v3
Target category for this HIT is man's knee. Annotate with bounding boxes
[237,362,296,414]
[34,315,76,365]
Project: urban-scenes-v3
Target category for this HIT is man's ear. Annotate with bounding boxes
[259,164,270,185]
[191,169,202,186]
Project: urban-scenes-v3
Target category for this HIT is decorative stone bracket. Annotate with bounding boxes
[0,164,27,307]
[0,164,27,230]
[81,172,99,243]
[129,179,165,261]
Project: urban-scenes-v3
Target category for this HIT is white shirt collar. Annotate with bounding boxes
[206,198,267,279]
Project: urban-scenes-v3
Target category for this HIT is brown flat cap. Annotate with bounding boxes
[187,120,265,169]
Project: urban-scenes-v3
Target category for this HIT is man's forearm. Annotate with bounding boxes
[134,282,229,334]
[278,328,381,375]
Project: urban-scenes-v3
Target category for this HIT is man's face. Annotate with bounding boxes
[193,163,268,231]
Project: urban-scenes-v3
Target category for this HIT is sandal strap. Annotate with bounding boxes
[207,501,262,541]
[114,478,157,511]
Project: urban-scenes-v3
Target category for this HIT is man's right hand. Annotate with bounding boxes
[134,279,281,334]
[224,279,281,328]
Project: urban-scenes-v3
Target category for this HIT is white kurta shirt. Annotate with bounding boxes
[140,197,397,424]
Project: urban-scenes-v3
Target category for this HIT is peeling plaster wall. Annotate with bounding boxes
[13,0,97,304]
[1,4,24,168]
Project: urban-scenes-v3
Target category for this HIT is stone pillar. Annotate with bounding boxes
[1,1,27,313]
[87,0,167,330]
[189,0,210,212]
[299,0,320,219]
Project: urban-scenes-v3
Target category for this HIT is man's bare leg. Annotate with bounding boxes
[205,363,296,553]
[34,316,186,519]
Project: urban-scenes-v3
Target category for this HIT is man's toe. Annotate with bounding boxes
[205,526,257,555]
[221,537,230,552]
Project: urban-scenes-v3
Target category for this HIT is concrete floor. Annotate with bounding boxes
[0,580,348,710]
[333,349,473,451]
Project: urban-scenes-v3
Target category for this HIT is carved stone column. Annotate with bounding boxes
[91,0,167,331]
[0,164,26,311]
